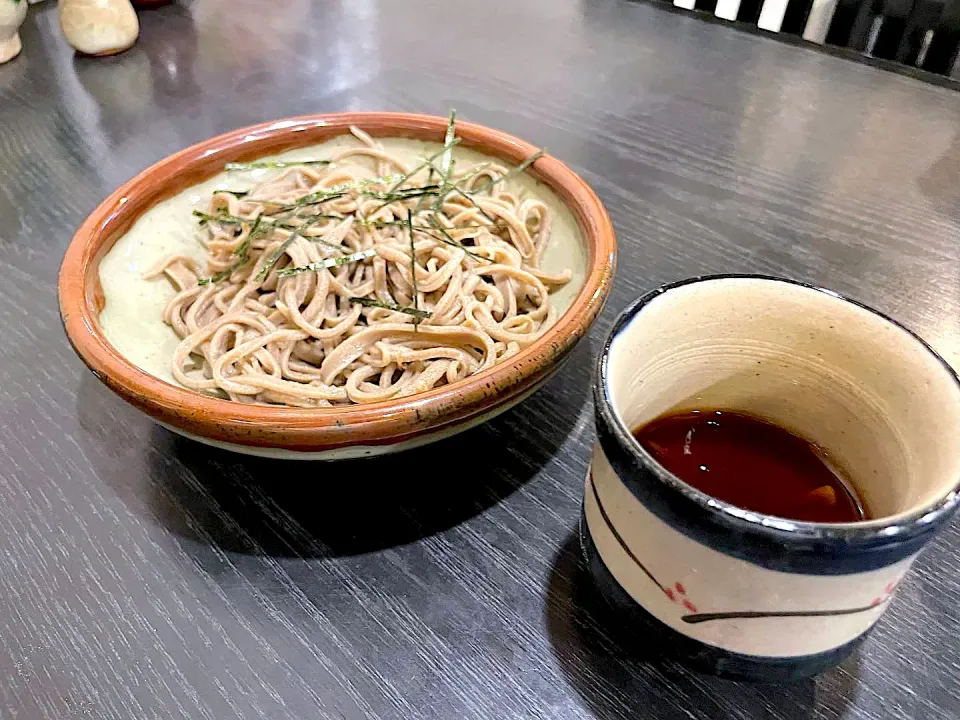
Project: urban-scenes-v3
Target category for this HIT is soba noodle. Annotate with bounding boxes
[145,123,571,407]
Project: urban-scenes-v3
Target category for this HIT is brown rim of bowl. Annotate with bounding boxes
[58,111,617,451]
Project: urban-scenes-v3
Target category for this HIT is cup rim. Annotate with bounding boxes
[596,274,960,545]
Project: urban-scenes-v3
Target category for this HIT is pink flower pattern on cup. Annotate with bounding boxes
[871,580,899,607]
[664,581,698,613]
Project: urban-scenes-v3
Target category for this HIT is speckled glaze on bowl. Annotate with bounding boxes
[58,112,616,459]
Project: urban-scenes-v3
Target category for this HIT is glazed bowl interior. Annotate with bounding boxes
[59,112,615,452]
[604,276,960,524]
[96,133,587,390]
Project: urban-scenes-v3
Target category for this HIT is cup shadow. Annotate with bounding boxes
[544,531,861,719]
[82,338,592,559]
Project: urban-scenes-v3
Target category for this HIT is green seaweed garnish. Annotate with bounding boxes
[197,215,263,285]
[424,158,497,223]
[288,191,346,208]
[385,138,461,194]
[406,209,420,325]
[439,109,457,179]
[424,215,490,262]
[361,219,485,231]
[349,296,432,319]
[253,215,332,282]
[446,184,498,224]
[363,186,440,203]
[193,209,342,229]
[269,174,405,212]
[225,160,331,170]
[277,248,377,277]
[473,149,546,194]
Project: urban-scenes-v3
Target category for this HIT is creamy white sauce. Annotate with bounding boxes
[98,136,588,384]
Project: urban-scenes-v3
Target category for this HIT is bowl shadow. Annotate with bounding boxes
[544,531,862,719]
[87,338,593,559]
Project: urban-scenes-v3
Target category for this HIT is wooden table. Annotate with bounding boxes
[1,1,958,717]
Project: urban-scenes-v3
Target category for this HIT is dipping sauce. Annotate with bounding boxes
[633,410,867,523]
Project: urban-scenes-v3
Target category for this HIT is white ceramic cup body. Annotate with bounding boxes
[585,276,960,680]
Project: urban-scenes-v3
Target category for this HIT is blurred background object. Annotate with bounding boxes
[661,0,960,83]
[59,0,139,56]
[0,0,28,63]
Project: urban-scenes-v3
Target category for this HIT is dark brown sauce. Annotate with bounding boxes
[632,410,867,523]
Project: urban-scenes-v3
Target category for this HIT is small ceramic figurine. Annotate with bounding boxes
[59,0,138,56]
[0,0,28,64]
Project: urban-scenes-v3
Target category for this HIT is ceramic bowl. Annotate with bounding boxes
[59,112,616,459]
[583,275,960,681]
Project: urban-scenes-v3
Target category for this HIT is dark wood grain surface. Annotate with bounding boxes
[1,1,958,718]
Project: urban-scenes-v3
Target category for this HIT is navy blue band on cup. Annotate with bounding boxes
[583,275,960,679]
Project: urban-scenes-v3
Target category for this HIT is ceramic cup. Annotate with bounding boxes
[583,275,960,681]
